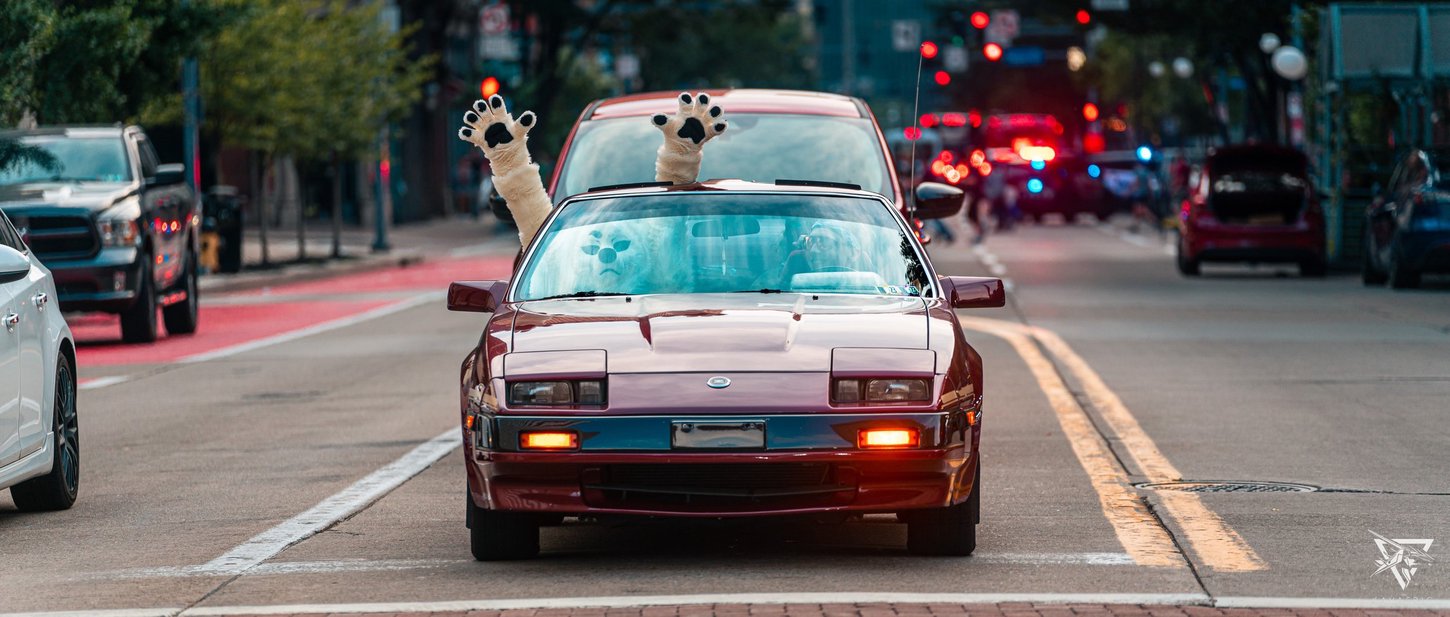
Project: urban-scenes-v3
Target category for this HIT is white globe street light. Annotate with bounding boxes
[1172,57,1194,79]
[1271,45,1308,80]
[1147,61,1166,78]
[1259,32,1281,54]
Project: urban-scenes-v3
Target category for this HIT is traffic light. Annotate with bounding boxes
[1082,103,1099,122]
[934,71,951,86]
[480,76,500,99]
[970,11,989,29]
[920,41,939,59]
[983,43,1003,62]
[1076,9,1091,25]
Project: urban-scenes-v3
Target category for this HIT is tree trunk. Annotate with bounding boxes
[254,151,271,267]
[331,152,343,259]
[290,156,305,261]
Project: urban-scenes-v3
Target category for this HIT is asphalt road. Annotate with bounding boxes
[1,217,1447,615]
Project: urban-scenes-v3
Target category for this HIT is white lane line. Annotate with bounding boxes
[0,610,180,617]
[179,292,444,364]
[989,264,1007,277]
[79,375,131,390]
[195,428,459,575]
[99,552,1138,580]
[1216,597,1450,609]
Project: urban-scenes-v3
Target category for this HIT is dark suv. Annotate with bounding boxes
[0,126,200,342]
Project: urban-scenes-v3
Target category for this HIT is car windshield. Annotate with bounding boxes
[512,193,931,301]
[0,136,133,186]
[555,114,893,199]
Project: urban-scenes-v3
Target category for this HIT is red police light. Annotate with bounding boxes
[920,113,938,128]
[934,71,951,86]
[1082,102,1100,122]
[983,43,1003,62]
[968,110,982,128]
[480,76,500,99]
[920,41,939,59]
[971,12,990,29]
[1076,9,1091,25]
[903,127,922,140]
[1083,132,1106,154]
[941,112,967,127]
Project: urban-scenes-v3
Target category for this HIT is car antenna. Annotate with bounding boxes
[907,40,924,225]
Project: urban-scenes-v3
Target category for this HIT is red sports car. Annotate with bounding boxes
[450,180,1003,560]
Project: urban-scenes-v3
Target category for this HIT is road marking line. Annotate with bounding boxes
[14,594,1450,617]
[958,317,1183,568]
[179,292,444,364]
[196,428,459,575]
[79,375,131,390]
[1029,326,1266,573]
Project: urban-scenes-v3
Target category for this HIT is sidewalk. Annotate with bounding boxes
[199,216,520,294]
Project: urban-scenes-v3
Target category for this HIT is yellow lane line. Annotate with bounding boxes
[959,317,1184,568]
[1028,326,1266,572]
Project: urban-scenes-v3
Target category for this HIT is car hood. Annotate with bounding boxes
[0,182,135,212]
[508,293,929,373]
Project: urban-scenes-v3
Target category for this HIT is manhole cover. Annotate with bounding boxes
[1135,481,1319,493]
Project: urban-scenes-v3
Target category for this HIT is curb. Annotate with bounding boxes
[198,249,426,295]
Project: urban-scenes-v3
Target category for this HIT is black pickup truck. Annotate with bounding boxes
[0,126,200,342]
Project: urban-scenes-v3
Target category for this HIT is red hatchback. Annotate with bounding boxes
[1177,144,1326,277]
[450,180,1003,560]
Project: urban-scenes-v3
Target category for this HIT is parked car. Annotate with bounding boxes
[0,126,201,342]
[1176,144,1326,277]
[0,210,78,511]
[1362,148,1450,289]
[488,89,965,231]
[449,180,1003,560]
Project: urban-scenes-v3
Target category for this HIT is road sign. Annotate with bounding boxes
[1091,0,1129,10]
[985,9,1019,45]
[891,20,921,52]
[1002,46,1045,67]
[944,45,969,72]
[480,4,509,35]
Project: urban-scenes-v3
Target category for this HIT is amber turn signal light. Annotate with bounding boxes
[520,431,579,450]
[858,428,920,449]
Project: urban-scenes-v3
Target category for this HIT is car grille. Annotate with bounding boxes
[16,214,99,260]
[583,463,857,511]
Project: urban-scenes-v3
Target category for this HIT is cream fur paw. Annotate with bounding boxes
[458,94,551,247]
[652,91,727,185]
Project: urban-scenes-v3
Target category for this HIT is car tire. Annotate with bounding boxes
[468,495,539,561]
[1362,240,1388,286]
[10,358,78,511]
[905,465,978,556]
[120,257,158,343]
[1388,252,1422,289]
[1176,241,1200,276]
[1299,258,1326,278]
[163,251,200,335]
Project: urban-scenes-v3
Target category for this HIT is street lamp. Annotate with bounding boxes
[1270,46,1308,81]
[1172,57,1194,79]
[1147,61,1166,78]
[1259,32,1281,54]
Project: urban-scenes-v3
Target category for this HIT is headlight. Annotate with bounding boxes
[507,380,605,406]
[97,218,141,248]
[833,378,931,403]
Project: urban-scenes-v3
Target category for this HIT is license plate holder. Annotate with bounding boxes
[671,420,766,449]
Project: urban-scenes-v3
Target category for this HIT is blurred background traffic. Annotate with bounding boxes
[1,0,1447,277]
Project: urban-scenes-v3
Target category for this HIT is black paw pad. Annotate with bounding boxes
[697,93,710,105]
[472,100,487,113]
[458,127,474,139]
[677,117,707,144]
[679,93,692,104]
[464,111,479,124]
[489,94,504,109]
[709,106,722,118]
[519,113,534,127]
[652,114,668,126]
[714,123,726,133]
[483,123,513,148]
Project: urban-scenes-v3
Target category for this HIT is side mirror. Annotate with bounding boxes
[943,276,1005,309]
[912,182,965,219]
[448,280,509,312]
[0,245,31,284]
[148,163,186,187]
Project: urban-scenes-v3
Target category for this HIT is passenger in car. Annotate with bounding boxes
[458,92,727,248]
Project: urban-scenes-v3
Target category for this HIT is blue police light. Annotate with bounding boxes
[1026,178,1044,193]
[1136,146,1153,162]
[1087,164,1101,178]
[1030,159,1046,171]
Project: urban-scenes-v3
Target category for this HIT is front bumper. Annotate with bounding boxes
[466,411,978,517]
[48,247,144,313]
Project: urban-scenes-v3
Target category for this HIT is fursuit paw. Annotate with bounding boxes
[458,94,537,173]
[651,91,727,150]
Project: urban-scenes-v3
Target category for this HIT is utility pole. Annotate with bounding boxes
[372,126,392,253]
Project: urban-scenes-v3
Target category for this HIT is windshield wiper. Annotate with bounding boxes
[727,288,786,294]
[531,291,629,301]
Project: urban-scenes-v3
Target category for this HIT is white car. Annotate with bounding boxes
[0,210,78,511]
